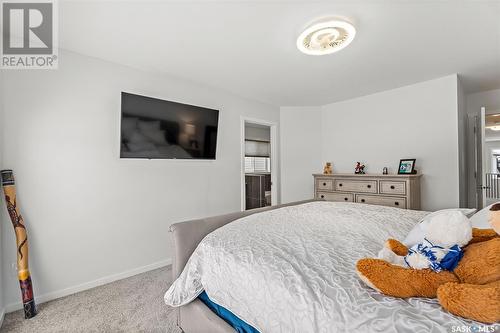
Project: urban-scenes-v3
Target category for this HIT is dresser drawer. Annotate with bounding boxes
[317,192,354,202]
[356,195,406,209]
[317,179,333,191]
[379,181,406,195]
[334,179,377,193]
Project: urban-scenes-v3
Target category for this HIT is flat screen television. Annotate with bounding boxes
[120,92,219,159]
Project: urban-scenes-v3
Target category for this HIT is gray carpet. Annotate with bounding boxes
[0,267,183,333]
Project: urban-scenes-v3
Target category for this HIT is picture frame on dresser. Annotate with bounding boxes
[398,159,416,174]
[313,173,422,210]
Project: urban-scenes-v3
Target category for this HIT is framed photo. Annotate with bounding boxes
[398,159,416,174]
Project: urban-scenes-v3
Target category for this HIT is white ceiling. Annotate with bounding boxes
[60,1,500,106]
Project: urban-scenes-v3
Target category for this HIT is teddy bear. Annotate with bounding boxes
[377,210,472,272]
[323,162,333,175]
[356,205,500,324]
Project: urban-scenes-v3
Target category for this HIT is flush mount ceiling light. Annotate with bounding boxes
[297,19,356,55]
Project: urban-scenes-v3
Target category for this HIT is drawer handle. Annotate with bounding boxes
[339,183,343,187]
[395,202,399,206]
[321,195,324,199]
[390,185,395,189]
[367,185,371,188]
[344,197,348,201]
[323,182,327,186]
[361,199,365,203]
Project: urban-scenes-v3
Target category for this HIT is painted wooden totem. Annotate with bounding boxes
[1,170,37,319]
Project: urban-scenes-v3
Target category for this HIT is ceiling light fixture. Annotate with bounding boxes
[297,19,356,56]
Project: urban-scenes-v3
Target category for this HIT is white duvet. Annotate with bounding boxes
[165,202,482,333]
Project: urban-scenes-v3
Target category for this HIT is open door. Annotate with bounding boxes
[240,118,278,211]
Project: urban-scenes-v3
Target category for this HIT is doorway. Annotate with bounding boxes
[468,107,500,209]
[240,118,278,211]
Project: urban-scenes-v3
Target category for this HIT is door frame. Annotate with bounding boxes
[468,107,487,208]
[240,117,278,211]
[479,107,486,208]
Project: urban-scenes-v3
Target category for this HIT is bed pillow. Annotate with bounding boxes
[469,202,500,229]
[403,208,477,247]
[137,120,160,132]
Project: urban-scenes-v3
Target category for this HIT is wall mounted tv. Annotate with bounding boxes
[120,92,219,160]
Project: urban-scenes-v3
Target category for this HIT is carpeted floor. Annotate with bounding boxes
[0,267,182,333]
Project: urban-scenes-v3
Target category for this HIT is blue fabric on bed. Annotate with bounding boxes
[198,291,260,333]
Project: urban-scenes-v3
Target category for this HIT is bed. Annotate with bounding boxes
[165,200,482,333]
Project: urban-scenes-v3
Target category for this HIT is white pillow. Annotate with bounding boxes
[469,202,500,229]
[142,129,167,145]
[137,120,160,132]
[403,208,476,247]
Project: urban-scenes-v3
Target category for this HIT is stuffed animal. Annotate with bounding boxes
[377,211,472,272]
[323,162,333,175]
[357,206,500,324]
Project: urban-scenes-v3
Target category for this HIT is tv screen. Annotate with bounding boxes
[120,92,219,159]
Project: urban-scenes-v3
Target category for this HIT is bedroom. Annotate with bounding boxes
[0,1,499,332]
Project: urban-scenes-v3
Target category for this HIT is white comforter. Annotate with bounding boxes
[164,202,480,333]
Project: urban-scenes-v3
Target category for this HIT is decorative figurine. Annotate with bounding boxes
[355,162,366,174]
[383,167,388,175]
[1,170,37,319]
[323,162,333,175]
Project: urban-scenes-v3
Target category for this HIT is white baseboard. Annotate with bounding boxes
[5,258,171,313]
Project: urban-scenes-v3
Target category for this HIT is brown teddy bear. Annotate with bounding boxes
[356,204,500,324]
[323,162,333,175]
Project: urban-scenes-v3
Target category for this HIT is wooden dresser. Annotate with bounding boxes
[313,173,422,210]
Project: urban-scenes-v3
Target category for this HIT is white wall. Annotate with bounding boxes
[1,50,280,310]
[321,75,460,211]
[280,106,322,203]
[457,77,468,207]
[280,76,461,211]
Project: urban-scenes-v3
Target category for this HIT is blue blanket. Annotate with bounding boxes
[198,291,260,333]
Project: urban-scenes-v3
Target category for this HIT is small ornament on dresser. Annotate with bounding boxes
[323,162,333,175]
[354,162,366,174]
[382,167,388,175]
